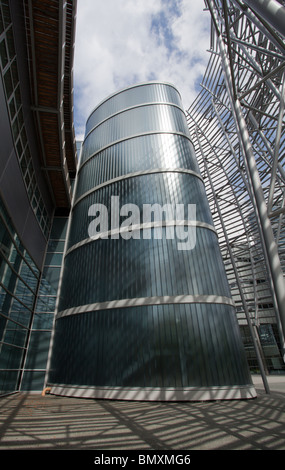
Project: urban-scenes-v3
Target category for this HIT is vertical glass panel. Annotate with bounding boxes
[44,252,63,266]
[3,67,13,98]
[0,10,4,34]
[70,173,212,248]
[77,134,199,198]
[1,3,11,28]
[0,343,24,370]
[0,38,8,68]
[50,303,251,389]
[24,331,51,369]
[50,83,252,397]
[1,319,28,349]
[82,104,189,162]
[85,83,182,134]
[50,217,68,239]
[6,26,15,59]
[10,59,18,87]
[0,371,20,394]
[20,371,46,391]
[32,311,54,329]
[60,227,230,311]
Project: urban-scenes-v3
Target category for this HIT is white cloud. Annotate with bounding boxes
[73,0,210,140]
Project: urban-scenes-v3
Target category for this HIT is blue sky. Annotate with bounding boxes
[73,0,210,140]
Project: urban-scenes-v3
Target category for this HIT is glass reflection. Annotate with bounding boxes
[49,82,252,397]
[85,82,182,134]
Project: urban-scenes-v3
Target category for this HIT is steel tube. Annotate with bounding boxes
[195,128,270,393]
[243,0,285,38]
[206,0,285,359]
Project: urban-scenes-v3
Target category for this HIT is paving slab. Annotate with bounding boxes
[0,375,284,454]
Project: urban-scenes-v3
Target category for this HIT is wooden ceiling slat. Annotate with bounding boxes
[25,0,77,207]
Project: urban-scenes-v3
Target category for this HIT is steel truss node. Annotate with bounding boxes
[187,0,285,389]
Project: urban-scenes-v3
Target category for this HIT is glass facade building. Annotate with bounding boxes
[0,0,77,396]
[2,0,283,401]
[47,82,256,400]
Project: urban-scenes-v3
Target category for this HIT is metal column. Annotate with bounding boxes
[206,0,285,359]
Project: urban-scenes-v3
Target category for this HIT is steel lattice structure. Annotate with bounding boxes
[187,0,285,387]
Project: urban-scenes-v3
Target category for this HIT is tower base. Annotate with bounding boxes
[49,383,257,401]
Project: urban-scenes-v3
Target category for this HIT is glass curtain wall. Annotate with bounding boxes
[47,82,255,401]
[0,198,68,395]
[0,197,40,395]
[20,216,68,391]
[0,1,50,238]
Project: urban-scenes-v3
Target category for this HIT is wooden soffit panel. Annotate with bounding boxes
[25,0,77,208]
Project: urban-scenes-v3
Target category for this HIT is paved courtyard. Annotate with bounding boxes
[0,375,284,452]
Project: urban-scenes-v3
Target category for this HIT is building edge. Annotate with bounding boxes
[48,383,257,401]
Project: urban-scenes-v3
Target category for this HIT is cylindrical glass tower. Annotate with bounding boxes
[48,82,256,400]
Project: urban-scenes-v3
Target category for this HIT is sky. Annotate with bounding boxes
[73,0,211,140]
